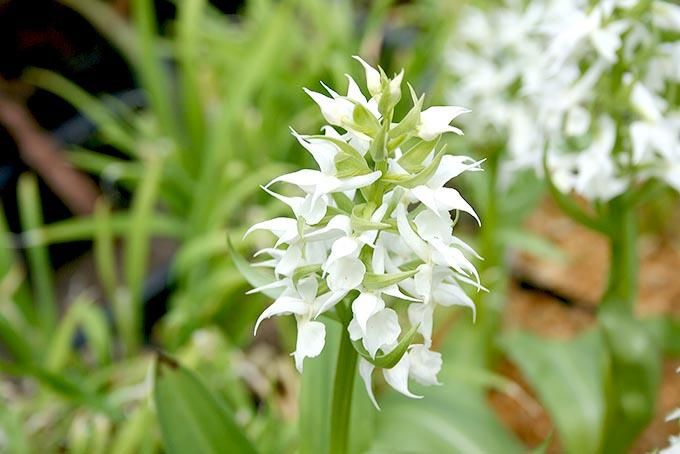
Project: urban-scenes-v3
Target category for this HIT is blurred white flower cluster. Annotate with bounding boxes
[246,57,482,405]
[447,0,680,200]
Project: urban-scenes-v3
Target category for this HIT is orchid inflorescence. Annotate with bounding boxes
[244,57,482,406]
[447,0,680,200]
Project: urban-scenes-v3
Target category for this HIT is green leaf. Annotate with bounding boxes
[351,102,380,137]
[362,270,417,291]
[599,310,661,453]
[382,145,447,189]
[0,401,30,454]
[498,228,566,262]
[20,213,185,246]
[332,192,355,213]
[308,135,371,176]
[0,359,121,419]
[46,296,112,372]
[153,353,257,454]
[18,173,57,334]
[504,330,607,454]
[299,319,339,454]
[227,238,280,299]
[350,204,391,233]
[368,383,523,454]
[643,316,680,355]
[109,405,155,454]
[397,138,438,173]
[23,69,136,153]
[389,95,424,140]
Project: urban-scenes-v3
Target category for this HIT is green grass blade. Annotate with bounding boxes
[177,0,207,158]
[23,69,137,153]
[123,156,164,353]
[17,173,56,335]
[131,0,180,146]
[94,199,118,303]
[20,213,184,246]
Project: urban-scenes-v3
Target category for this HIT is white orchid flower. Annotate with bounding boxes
[304,76,379,137]
[416,106,470,141]
[359,341,444,408]
[245,57,483,404]
[254,276,338,372]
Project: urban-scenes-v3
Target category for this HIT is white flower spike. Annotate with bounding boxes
[245,57,482,404]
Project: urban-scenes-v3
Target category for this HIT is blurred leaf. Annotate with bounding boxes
[93,199,118,304]
[504,330,607,454]
[131,0,178,144]
[0,402,29,454]
[46,295,112,372]
[20,213,184,246]
[110,405,156,454]
[17,173,56,335]
[0,360,121,419]
[228,238,280,299]
[122,155,164,353]
[643,316,680,355]
[153,353,257,454]
[498,228,566,262]
[299,319,338,454]
[600,311,661,453]
[368,383,523,454]
[23,69,136,153]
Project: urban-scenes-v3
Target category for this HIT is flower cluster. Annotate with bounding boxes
[246,57,482,405]
[447,0,680,200]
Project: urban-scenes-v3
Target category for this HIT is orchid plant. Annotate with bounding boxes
[446,0,680,451]
[242,57,482,452]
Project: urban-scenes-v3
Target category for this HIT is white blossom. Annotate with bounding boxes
[446,0,680,201]
[246,58,482,403]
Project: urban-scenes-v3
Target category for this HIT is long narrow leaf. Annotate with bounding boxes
[153,353,257,454]
[17,173,56,335]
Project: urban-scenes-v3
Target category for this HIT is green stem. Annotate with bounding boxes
[601,195,637,313]
[328,321,357,454]
[476,149,503,361]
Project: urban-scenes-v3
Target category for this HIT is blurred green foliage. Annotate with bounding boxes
[0,0,677,453]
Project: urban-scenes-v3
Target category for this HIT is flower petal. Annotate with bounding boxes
[291,128,339,174]
[364,308,401,358]
[254,296,307,335]
[353,55,382,97]
[383,354,422,399]
[417,106,470,141]
[294,320,326,372]
[407,302,434,346]
[359,358,381,410]
[408,345,442,386]
[395,204,429,261]
[243,217,297,243]
[352,292,385,332]
[326,257,366,292]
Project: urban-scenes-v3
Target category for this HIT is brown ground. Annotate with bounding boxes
[492,198,680,453]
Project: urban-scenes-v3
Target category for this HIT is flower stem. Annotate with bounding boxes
[601,195,638,312]
[328,321,357,454]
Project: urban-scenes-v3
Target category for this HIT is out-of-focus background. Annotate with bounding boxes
[0,0,678,453]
